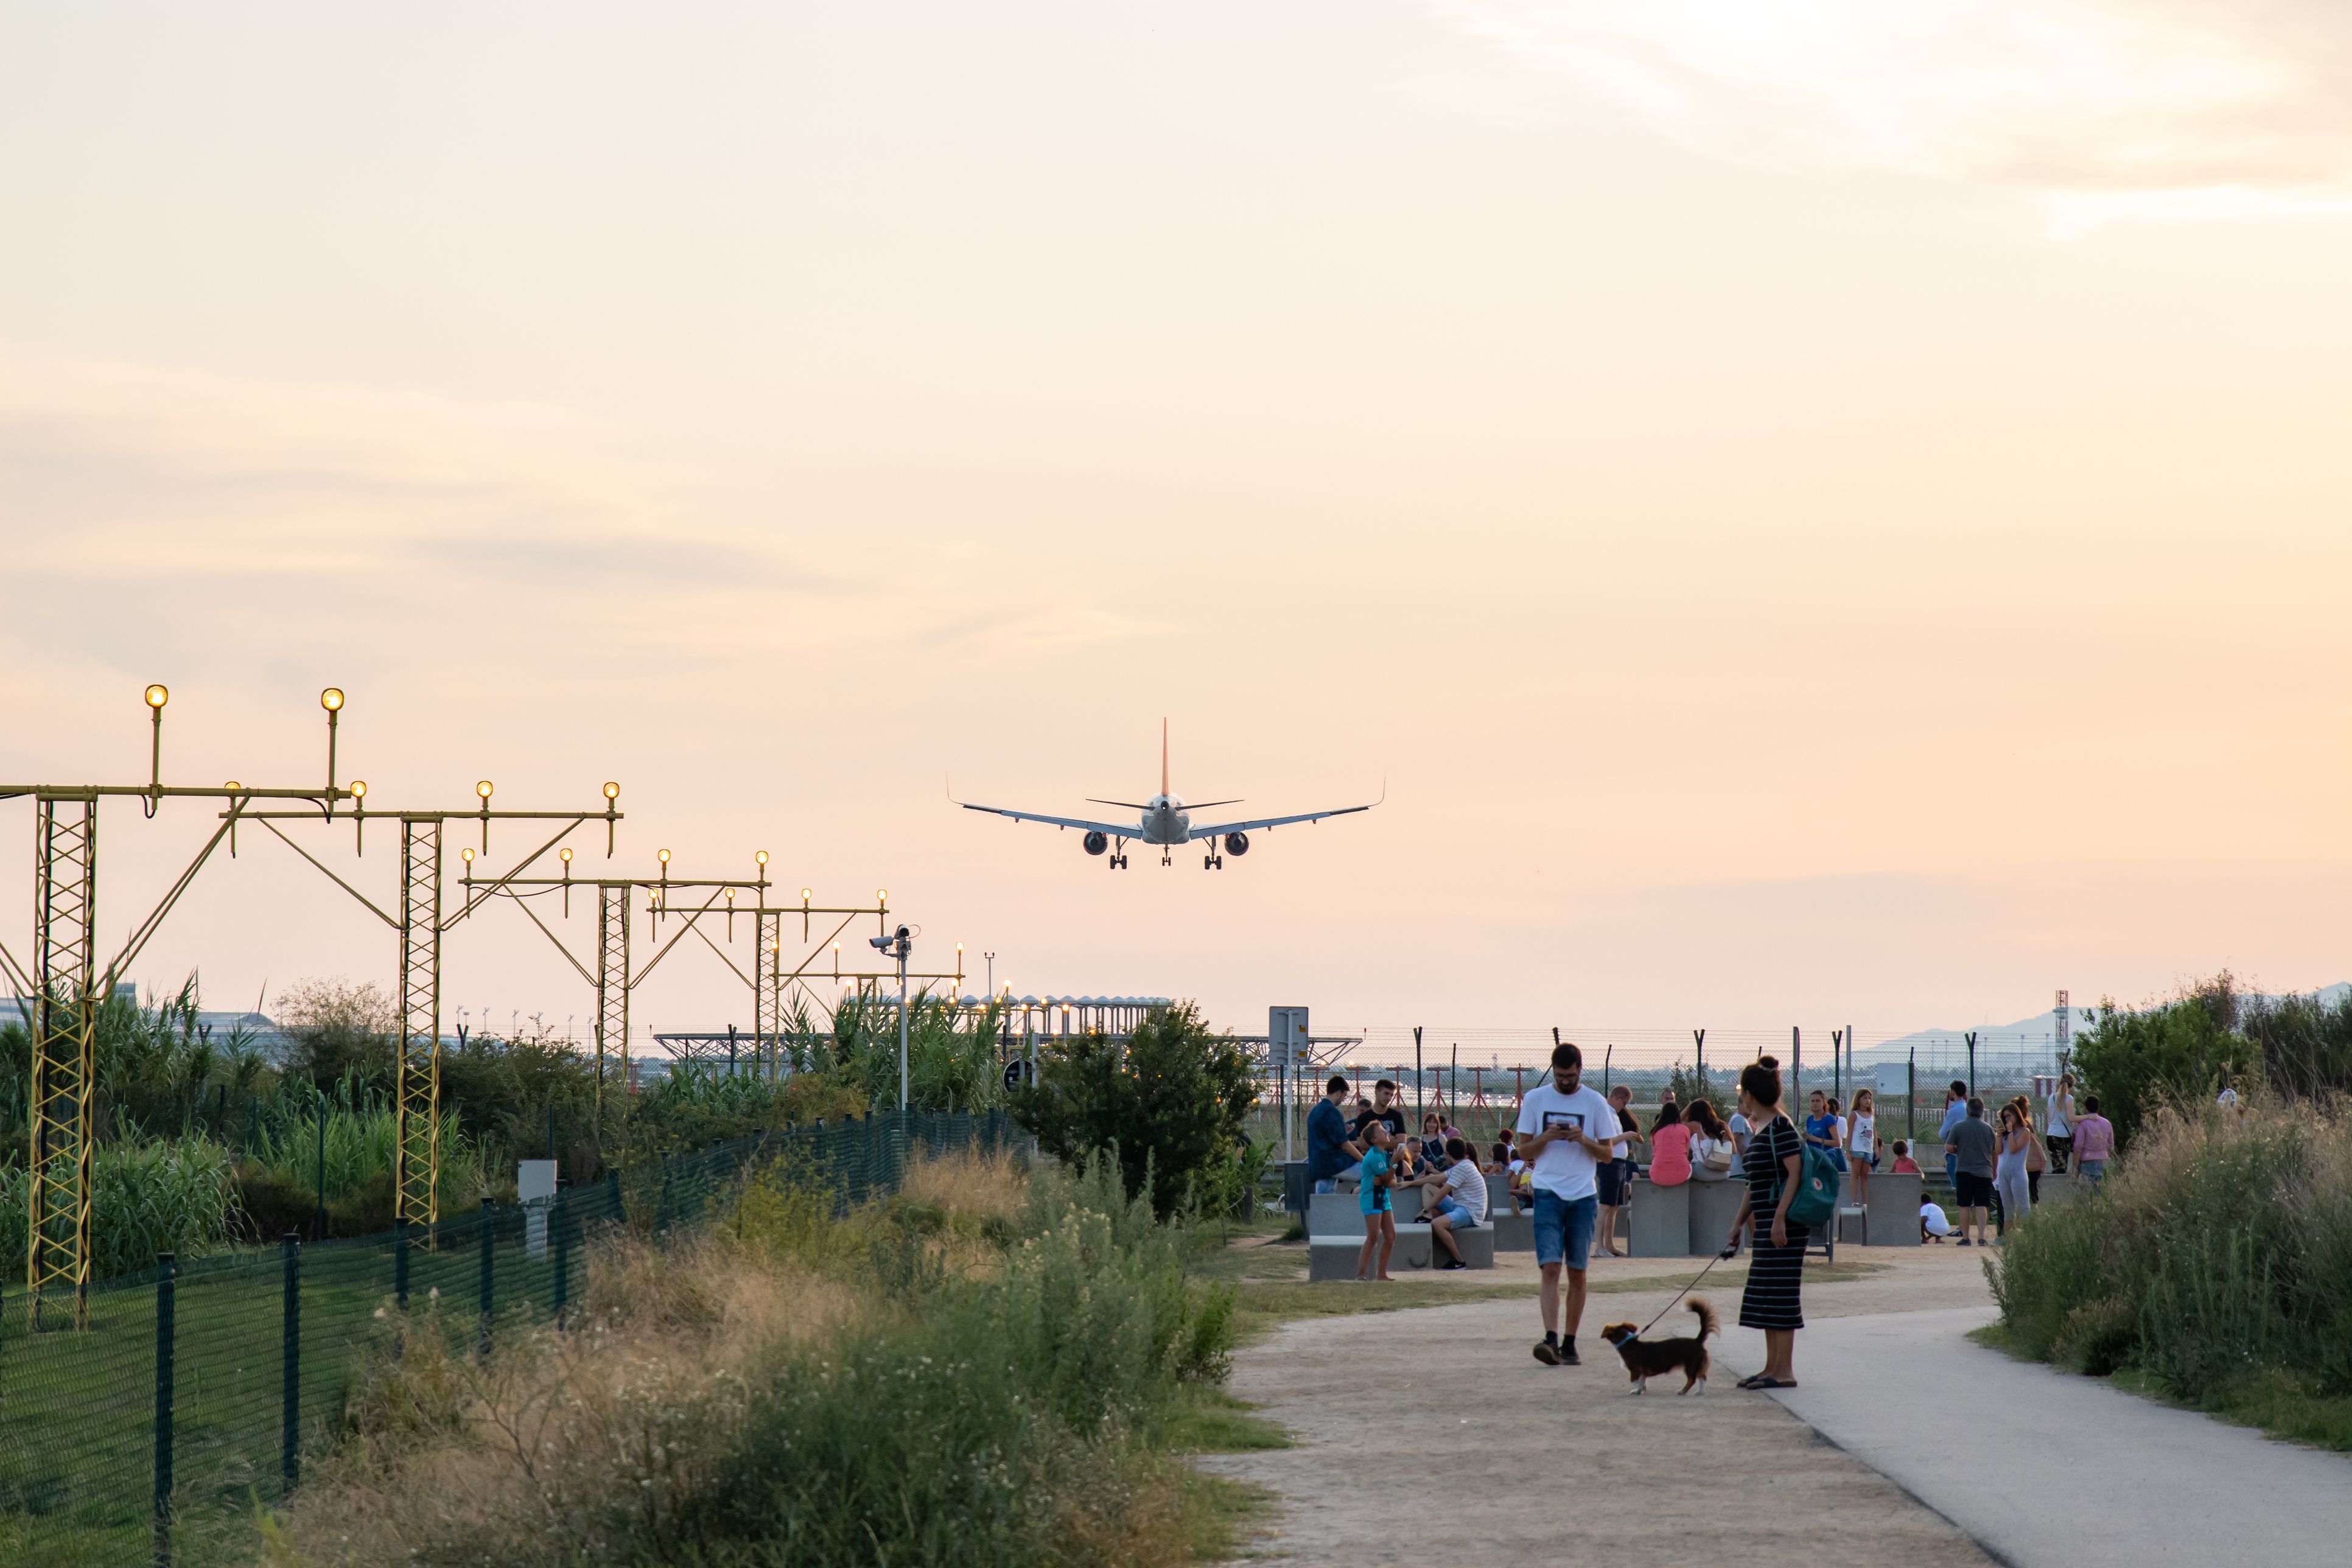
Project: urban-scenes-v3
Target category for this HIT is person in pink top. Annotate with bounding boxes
[2070,1095,2116,1189]
[1648,1101,1693,1186]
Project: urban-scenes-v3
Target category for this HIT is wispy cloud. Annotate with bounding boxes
[1424,0,2352,228]
[0,343,1149,687]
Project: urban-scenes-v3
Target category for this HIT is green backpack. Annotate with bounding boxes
[1777,1127,1841,1230]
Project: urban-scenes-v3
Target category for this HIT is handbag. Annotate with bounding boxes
[1769,1119,1839,1230]
[1701,1138,1734,1173]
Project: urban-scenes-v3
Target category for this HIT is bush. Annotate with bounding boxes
[2069,975,2253,1148]
[0,1136,242,1277]
[1008,1003,1258,1219]
[1992,1094,2352,1431]
[281,1147,1237,1567]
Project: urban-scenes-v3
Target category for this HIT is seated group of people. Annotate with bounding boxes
[1308,1077,1491,1275]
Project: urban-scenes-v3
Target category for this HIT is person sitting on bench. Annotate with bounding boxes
[1409,1135,1488,1269]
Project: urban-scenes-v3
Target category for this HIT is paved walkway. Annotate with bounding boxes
[1724,1306,2352,1568]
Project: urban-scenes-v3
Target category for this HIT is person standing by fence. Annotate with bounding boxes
[1846,1088,1875,1211]
[2044,1074,2076,1174]
[1939,1081,1970,1194]
[1728,1055,1805,1390]
[2071,1096,2115,1188]
[1993,1103,2033,1240]
[1950,1097,1997,1246]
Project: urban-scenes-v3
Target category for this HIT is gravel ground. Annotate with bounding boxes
[1200,1248,2000,1567]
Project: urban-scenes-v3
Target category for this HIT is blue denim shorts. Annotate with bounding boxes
[1433,1197,1479,1229]
[1531,1189,1598,1270]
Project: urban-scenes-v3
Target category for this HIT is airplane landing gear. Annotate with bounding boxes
[1161,850,1172,867]
[1202,852,1223,870]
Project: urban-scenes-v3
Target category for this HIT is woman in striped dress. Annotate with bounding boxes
[1724,1055,1805,1389]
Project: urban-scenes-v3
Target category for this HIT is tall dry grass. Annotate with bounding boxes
[273,1146,1234,1567]
[1993,1093,2352,1429]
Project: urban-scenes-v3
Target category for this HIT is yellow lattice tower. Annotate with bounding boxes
[393,817,443,1228]
[28,794,98,1327]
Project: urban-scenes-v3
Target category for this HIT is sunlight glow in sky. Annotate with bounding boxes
[3,2,2349,1045]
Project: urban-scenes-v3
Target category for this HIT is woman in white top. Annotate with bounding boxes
[1685,1099,1737,1182]
[1846,1088,1876,1210]
[2044,1074,2075,1174]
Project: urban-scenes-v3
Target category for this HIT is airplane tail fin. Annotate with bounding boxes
[1161,718,1169,797]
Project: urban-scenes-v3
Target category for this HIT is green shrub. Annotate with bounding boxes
[1993,1094,2352,1434]
[2069,975,2252,1149]
[0,1135,241,1276]
[1009,1003,1258,1219]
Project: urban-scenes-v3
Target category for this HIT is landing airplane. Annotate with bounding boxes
[954,721,1377,869]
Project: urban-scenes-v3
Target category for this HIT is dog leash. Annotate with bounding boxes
[1632,1245,1738,1337]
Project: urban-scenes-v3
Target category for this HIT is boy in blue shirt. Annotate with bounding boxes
[1355,1123,1397,1281]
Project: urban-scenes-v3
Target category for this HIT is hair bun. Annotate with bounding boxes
[1755,1055,1779,1072]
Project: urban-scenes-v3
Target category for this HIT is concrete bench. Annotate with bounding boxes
[1307,1220,1496,1279]
[1307,1183,1429,1238]
[1490,1208,1533,1252]
[1687,1178,1746,1255]
[1626,1178,1692,1258]
[1861,1172,1922,1247]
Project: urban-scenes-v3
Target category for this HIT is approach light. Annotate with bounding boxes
[145,684,169,709]
[560,847,573,864]
[462,847,475,864]
[349,780,366,800]
[658,849,671,866]
[476,780,494,802]
[755,850,769,867]
[800,887,811,902]
[223,780,241,791]
[603,780,621,801]
[320,687,344,713]
[877,888,887,905]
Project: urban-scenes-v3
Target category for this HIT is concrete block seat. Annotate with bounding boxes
[1489,1208,1533,1252]
[1862,1172,1923,1247]
[1308,1185,1428,1238]
[1626,1178,1693,1258]
[1307,1220,1496,1279]
[1687,1178,1746,1255]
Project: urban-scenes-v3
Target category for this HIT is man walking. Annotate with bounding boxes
[1307,1074,1363,1195]
[1948,1097,1998,1247]
[1514,1041,1633,1365]
[1937,1080,1969,1192]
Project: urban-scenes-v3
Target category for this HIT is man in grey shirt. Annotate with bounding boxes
[1947,1098,1998,1247]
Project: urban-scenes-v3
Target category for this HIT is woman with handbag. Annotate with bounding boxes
[1687,1100,1736,1181]
[1727,1056,1806,1390]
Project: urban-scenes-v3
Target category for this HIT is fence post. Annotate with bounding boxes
[553,1188,569,1322]
[394,1217,410,1310]
[1908,1051,1917,1148]
[153,1251,177,1568]
[281,1234,301,1492]
[477,1198,496,1354]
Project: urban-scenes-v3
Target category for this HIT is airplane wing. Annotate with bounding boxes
[1188,803,1373,840]
[959,802,1138,837]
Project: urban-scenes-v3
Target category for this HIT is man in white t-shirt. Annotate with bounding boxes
[1513,1041,1637,1366]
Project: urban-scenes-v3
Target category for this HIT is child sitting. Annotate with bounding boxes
[1889,1139,1921,1175]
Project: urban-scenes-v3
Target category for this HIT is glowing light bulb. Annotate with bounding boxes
[350,780,366,800]
[145,684,169,709]
[320,688,344,712]
[603,780,620,801]
[476,780,494,801]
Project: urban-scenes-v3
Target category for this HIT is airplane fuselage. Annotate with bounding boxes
[1138,794,1190,846]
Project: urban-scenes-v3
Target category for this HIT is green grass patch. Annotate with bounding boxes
[1178,1471,1280,1563]
[1154,1387,1293,1454]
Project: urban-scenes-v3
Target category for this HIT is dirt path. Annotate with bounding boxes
[1201,1248,1999,1567]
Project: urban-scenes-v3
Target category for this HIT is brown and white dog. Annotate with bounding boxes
[1598,1298,1718,1395]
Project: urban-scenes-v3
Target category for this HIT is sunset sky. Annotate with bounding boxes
[4,2,2350,1054]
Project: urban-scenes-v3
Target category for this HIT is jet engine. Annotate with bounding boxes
[1083,831,1109,856]
[1223,832,1250,856]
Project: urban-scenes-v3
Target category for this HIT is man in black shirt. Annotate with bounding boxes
[1351,1079,1407,1147]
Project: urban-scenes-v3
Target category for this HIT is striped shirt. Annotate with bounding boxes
[1742,1113,1802,1214]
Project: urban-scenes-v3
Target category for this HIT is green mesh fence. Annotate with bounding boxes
[0,1108,1021,1567]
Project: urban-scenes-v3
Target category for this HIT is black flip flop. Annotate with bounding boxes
[1748,1377,1797,1390]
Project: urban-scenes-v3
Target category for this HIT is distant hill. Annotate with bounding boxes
[1859,983,2351,1069]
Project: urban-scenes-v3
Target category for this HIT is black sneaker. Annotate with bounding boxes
[1533,1340,1561,1365]
[1559,1342,1581,1365]
[1440,1258,1469,1272]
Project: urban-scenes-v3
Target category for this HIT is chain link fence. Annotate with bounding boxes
[0,1107,1022,1567]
